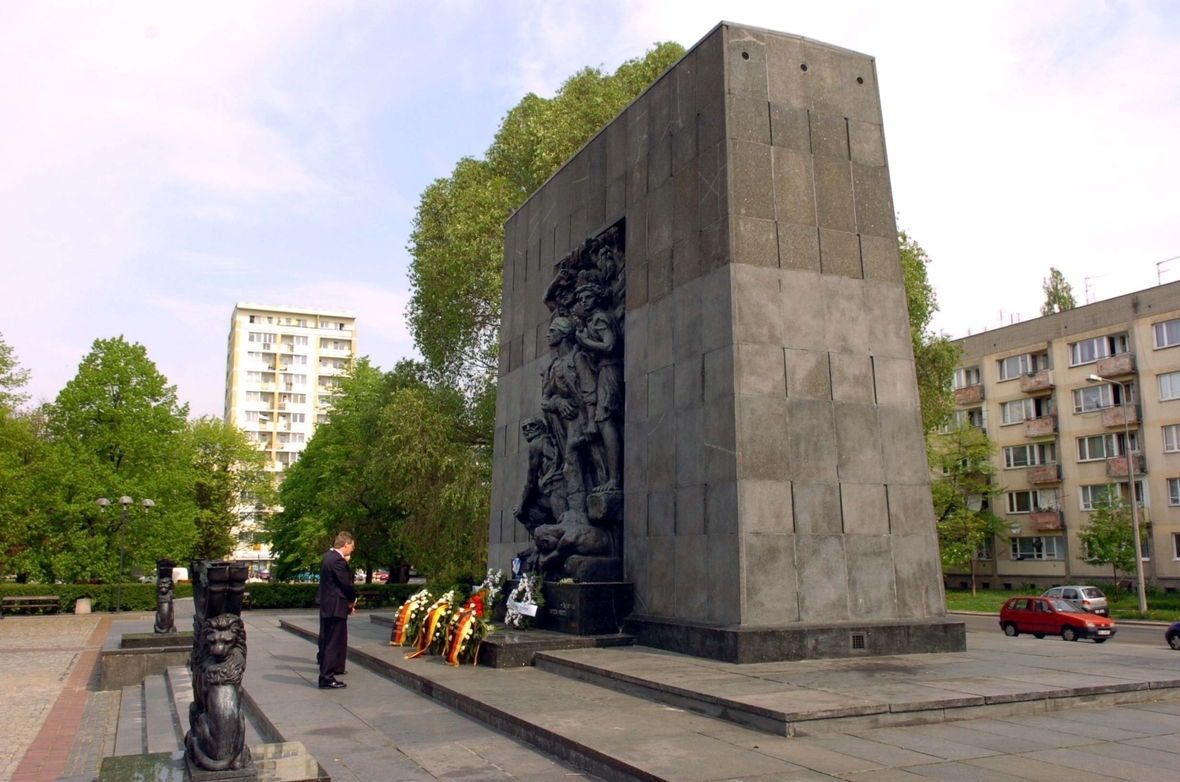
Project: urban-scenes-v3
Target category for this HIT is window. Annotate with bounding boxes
[281,354,307,366]
[953,367,981,389]
[291,432,305,443]
[1077,432,1138,461]
[1115,479,1147,505]
[1010,537,1064,560]
[248,332,277,343]
[291,413,306,424]
[1173,533,1180,560]
[977,538,995,561]
[1007,491,1033,514]
[1170,478,1180,506]
[1080,484,1113,511]
[1001,397,1052,425]
[1004,443,1057,469]
[246,351,264,364]
[952,408,985,428]
[1036,489,1061,511]
[1069,334,1128,366]
[290,374,307,385]
[245,391,261,403]
[1154,319,1180,349]
[1073,382,1132,413]
[246,371,262,383]
[998,352,1049,381]
[1159,372,1180,401]
[1165,425,1180,453]
[293,335,308,346]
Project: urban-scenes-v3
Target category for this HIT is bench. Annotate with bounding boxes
[1,595,62,617]
[356,590,383,609]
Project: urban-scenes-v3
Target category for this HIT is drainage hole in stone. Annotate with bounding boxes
[800,63,808,71]
[857,76,864,84]
[741,51,750,60]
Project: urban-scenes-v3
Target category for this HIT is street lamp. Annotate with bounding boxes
[96,496,155,614]
[1086,374,1148,614]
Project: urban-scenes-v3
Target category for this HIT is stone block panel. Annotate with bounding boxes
[744,532,800,625]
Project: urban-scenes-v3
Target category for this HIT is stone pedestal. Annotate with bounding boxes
[488,21,963,661]
[98,742,329,782]
[534,582,634,636]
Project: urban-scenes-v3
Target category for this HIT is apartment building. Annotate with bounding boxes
[223,303,357,571]
[950,281,1180,591]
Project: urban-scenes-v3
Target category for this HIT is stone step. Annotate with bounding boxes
[143,674,181,755]
[280,615,807,782]
[112,684,145,756]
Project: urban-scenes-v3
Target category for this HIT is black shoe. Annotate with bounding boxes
[319,680,346,689]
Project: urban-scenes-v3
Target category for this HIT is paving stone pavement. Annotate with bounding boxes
[0,616,99,782]
[59,690,120,779]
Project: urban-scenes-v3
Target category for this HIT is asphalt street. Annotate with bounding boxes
[955,611,1176,648]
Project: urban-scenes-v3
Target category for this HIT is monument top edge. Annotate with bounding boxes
[504,20,875,224]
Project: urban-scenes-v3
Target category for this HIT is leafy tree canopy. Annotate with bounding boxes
[187,416,275,560]
[1040,267,1077,316]
[1078,492,1146,594]
[929,422,1006,594]
[0,330,31,411]
[900,231,960,435]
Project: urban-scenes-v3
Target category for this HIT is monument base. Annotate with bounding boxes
[531,581,634,636]
[187,760,258,782]
[623,615,967,664]
[98,742,328,782]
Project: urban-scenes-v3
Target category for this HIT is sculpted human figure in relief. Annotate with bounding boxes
[574,282,622,493]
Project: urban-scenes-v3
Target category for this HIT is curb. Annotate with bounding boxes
[949,610,1173,628]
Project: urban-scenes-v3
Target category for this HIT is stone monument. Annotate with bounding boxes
[186,560,254,779]
[154,558,177,634]
[489,21,964,661]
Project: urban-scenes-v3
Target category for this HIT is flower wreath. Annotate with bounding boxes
[441,570,505,666]
[405,590,456,659]
[389,589,433,647]
[505,573,544,630]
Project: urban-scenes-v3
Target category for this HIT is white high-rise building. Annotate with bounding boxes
[223,302,357,572]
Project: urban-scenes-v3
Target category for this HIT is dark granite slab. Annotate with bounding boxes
[121,631,193,649]
[98,743,328,782]
[368,613,635,667]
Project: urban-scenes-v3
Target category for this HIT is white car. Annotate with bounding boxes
[1041,585,1108,616]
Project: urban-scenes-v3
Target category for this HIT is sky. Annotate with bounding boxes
[2,0,1178,417]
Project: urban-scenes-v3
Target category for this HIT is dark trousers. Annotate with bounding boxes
[318,615,348,685]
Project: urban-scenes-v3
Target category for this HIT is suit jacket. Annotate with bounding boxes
[316,549,357,619]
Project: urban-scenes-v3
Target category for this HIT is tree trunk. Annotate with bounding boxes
[365,565,373,584]
[970,558,977,597]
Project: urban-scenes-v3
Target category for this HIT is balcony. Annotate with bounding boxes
[1028,464,1062,484]
[1106,454,1147,478]
[1023,415,1057,437]
[953,384,984,405]
[1096,353,1136,378]
[1029,511,1064,531]
[1101,404,1140,428]
[1019,370,1054,394]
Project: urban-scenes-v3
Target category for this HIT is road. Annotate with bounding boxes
[955,612,1174,648]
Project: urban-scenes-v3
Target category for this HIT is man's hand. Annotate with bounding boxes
[348,601,356,616]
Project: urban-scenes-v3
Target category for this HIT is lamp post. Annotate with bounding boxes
[96,496,155,614]
[1086,374,1148,614]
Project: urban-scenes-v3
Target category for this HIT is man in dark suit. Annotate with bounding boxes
[316,531,356,689]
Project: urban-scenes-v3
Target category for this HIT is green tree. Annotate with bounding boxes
[1040,267,1077,316]
[1078,492,1146,596]
[0,330,31,411]
[269,359,410,581]
[0,336,42,578]
[186,416,274,560]
[37,337,197,583]
[900,231,960,435]
[929,422,1006,595]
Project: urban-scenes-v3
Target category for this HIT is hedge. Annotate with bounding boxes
[0,581,461,613]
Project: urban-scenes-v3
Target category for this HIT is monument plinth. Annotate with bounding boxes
[489,21,964,661]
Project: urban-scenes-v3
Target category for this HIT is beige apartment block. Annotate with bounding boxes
[951,281,1180,592]
[223,302,357,571]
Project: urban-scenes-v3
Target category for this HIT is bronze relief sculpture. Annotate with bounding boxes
[514,221,625,581]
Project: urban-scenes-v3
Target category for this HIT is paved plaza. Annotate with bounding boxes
[4,611,1180,781]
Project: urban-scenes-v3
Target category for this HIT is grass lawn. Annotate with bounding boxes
[944,588,1180,622]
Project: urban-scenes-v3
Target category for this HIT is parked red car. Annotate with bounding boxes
[1000,596,1117,643]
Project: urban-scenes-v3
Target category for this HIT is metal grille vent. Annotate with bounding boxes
[851,633,866,651]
